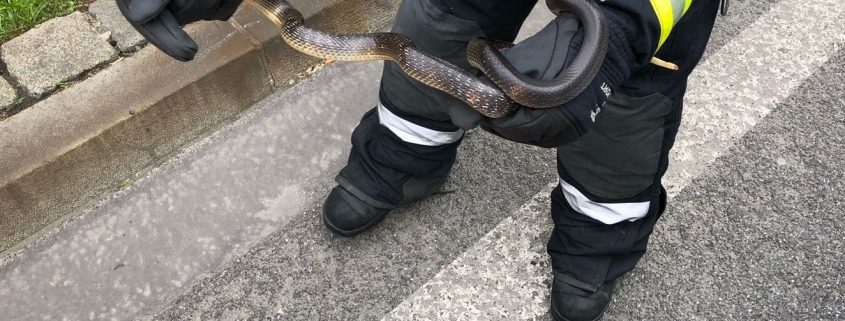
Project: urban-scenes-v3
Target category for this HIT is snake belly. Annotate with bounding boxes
[249,0,607,118]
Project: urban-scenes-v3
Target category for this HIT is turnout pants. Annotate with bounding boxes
[339,0,706,290]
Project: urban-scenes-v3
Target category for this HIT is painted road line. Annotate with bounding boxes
[382,0,845,319]
[662,0,845,197]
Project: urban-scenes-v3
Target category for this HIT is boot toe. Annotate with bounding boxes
[552,293,607,321]
[550,276,614,321]
[323,187,389,236]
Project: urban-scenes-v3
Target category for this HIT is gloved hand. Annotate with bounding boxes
[117,0,243,61]
[474,10,639,148]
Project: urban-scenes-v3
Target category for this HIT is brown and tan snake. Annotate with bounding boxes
[249,0,608,118]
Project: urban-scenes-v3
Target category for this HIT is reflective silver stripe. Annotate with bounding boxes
[559,179,650,225]
[671,0,687,24]
[651,0,692,50]
[377,102,464,146]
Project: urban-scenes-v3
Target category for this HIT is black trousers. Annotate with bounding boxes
[340,0,714,290]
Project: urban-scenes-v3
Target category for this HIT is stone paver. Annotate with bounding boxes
[89,0,146,52]
[0,77,17,111]
[1,12,117,98]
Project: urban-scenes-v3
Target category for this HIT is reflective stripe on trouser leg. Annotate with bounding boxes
[377,102,464,146]
[548,91,681,288]
[559,179,650,225]
[547,185,666,289]
[337,108,461,206]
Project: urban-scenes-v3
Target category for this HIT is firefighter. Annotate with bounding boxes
[120,0,721,319]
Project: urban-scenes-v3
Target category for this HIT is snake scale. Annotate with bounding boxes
[250,0,608,118]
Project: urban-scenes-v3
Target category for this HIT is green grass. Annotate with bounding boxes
[0,0,78,43]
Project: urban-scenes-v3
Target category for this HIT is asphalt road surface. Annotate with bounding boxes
[1,0,843,320]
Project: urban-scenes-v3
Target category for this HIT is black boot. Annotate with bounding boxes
[323,107,460,237]
[550,272,615,321]
[323,186,391,236]
[323,175,447,236]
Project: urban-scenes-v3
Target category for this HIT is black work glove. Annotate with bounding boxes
[117,0,243,61]
[475,10,637,148]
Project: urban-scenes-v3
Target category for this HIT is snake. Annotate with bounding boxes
[249,0,608,118]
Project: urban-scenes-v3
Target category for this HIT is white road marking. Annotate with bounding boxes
[382,1,845,319]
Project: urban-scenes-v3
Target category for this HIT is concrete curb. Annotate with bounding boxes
[0,0,400,254]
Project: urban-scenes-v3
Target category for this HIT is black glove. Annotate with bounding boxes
[478,10,638,148]
[117,0,243,61]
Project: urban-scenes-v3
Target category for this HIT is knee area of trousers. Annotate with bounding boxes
[555,179,651,225]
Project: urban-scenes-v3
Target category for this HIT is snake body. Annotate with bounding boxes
[250,0,607,118]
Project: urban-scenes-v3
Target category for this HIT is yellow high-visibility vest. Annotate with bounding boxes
[649,0,693,51]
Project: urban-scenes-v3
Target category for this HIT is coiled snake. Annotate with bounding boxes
[250,0,608,118]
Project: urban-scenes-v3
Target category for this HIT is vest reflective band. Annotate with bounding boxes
[650,0,693,51]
